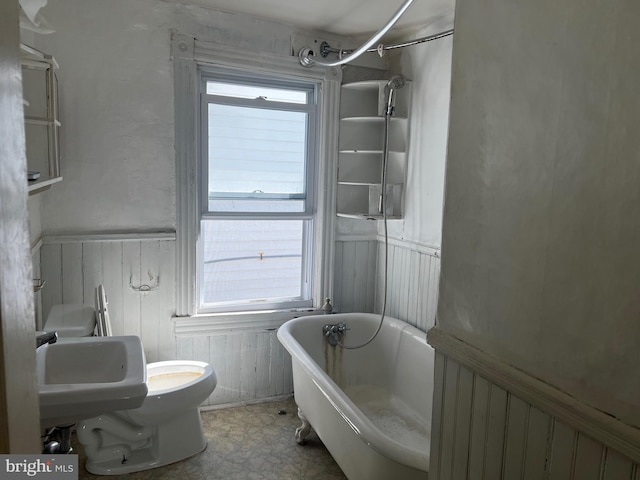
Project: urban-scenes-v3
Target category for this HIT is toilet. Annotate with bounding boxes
[56,285,217,475]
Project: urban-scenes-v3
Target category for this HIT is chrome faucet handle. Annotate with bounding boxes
[36,331,58,349]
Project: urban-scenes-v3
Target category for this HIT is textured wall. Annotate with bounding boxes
[386,15,453,247]
[0,0,41,450]
[34,0,307,234]
[439,0,640,427]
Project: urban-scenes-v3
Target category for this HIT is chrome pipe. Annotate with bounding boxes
[298,0,415,67]
[320,28,454,58]
[348,28,454,53]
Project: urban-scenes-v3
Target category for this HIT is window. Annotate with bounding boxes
[172,34,340,323]
[198,71,318,312]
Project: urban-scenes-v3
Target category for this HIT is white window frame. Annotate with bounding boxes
[199,69,317,312]
[172,34,341,331]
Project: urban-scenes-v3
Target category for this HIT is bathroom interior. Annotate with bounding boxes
[2,0,640,478]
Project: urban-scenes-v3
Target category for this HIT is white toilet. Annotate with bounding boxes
[52,285,217,475]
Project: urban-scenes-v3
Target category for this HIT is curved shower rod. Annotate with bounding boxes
[320,28,454,58]
[298,0,416,68]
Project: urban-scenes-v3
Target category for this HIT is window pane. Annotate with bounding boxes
[208,104,307,202]
[201,219,305,305]
[206,81,308,104]
[208,198,305,213]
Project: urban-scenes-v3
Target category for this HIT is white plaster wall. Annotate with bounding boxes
[35,0,323,234]
[381,15,453,248]
[439,0,640,427]
[0,0,41,450]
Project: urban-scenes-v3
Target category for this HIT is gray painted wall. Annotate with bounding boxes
[439,0,640,430]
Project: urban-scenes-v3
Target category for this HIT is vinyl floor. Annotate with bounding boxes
[75,397,347,480]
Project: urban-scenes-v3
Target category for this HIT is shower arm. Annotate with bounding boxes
[298,0,415,68]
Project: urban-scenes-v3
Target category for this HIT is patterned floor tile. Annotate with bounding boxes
[74,398,347,480]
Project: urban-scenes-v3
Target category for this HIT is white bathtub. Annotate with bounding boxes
[277,312,433,480]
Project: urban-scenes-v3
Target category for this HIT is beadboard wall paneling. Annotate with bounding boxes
[41,235,437,407]
[40,235,176,363]
[429,352,640,480]
[376,241,440,332]
[39,234,293,407]
[334,239,440,332]
[333,239,378,314]
[176,330,293,408]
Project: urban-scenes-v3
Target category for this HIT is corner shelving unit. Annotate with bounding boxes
[21,43,62,195]
[336,80,410,220]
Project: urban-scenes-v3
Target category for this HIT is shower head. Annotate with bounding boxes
[384,75,406,116]
[387,75,406,90]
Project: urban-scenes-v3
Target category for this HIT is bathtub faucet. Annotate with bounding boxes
[323,322,348,347]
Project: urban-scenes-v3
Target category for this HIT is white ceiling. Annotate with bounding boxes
[172,0,455,37]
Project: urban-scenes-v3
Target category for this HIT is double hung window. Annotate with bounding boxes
[198,71,318,312]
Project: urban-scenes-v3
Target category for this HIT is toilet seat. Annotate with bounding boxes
[95,285,112,337]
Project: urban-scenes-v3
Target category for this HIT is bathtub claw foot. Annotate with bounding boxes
[295,408,312,445]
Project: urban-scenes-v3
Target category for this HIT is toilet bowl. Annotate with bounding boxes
[77,360,216,475]
[68,285,217,475]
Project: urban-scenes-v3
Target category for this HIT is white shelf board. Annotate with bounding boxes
[28,176,62,194]
[336,212,402,220]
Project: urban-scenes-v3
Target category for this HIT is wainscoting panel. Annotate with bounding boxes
[333,238,440,333]
[333,239,378,314]
[376,240,440,332]
[430,349,640,480]
[39,233,294,408]
[41,234,436,408]
[40,235,177,363]
[175,330,293,408]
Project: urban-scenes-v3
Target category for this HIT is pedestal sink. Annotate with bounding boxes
[36,335,148,427]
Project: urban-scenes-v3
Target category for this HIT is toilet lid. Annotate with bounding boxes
[95,284,113,337]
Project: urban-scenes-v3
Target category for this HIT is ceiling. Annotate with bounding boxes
[171,0,455,37]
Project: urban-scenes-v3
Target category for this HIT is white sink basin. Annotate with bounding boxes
[36,335,148,426]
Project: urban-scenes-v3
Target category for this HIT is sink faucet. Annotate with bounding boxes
[36,331,58,349]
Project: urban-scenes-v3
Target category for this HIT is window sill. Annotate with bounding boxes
[173,308,324,336]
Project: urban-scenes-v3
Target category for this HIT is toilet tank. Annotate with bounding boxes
[44,304,96,337]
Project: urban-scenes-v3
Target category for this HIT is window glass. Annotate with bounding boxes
[206,81,308,104]
[207,104,307,201]
[199,72,316,311]
[201,219,306,306]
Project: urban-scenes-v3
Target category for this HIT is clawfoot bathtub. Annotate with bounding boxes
[278,313,434,480]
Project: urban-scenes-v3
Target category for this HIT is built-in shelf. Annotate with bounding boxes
[20,43,61,196]
[25,116,61,126]
[336,79,410,219]
[336,212,403,220]
[28,176,63,195]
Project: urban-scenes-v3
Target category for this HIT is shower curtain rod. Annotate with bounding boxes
[298,0,415,67]
[320,28,454,58]
[297,0,454,68]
